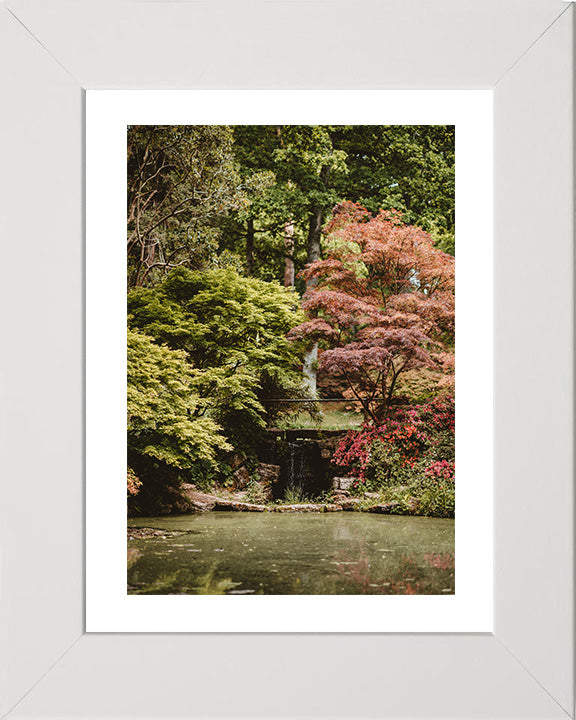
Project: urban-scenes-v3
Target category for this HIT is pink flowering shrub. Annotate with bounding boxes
[425,459,455,482]
[332,397,455,515]
[333,397,454,481]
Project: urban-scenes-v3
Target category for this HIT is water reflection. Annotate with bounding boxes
[128,513,454,595]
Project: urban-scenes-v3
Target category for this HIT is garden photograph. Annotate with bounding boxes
[126,124,456,596]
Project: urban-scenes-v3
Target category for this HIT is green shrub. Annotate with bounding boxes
[245,480,270,504]
[127,329,231,477]
[282,487,312,504]
[410,476,455,518]
[128,267,307,448]
[364,439,419,491]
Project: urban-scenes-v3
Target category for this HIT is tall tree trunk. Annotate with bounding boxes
[303,343,318,395]
[303,165,330,395]
[283,220,295,287]
[246,218,255,276]
[275,127,296,288]
[306,204,323,280]
[135,237,156,287]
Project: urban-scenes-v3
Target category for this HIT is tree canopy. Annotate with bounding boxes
[127,125,245,287]
[128,267,307,449]
[127,125,455,289]
[222,124,455,285]
[289,202,455,421]
[127,328,231,482]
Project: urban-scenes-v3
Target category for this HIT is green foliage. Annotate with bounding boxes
[331,125,455,239]
[127,125,246,287]
[127,329,231,472]
[128,267,307,447]
[394,368,447,405]
[364,440,418,491]
[430,227,456,256]
[216,125,455,289]
[409,476,455,518]
[244,480,270,504]
[282,487,313,504]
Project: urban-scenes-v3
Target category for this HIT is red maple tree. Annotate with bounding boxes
[289,202,455,421]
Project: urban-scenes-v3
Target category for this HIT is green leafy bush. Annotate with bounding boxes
[127,329,231,509]
[364,439,419,491]
[128,329,231,469]
[244,480,270,504]
[282,487,313,504]
[128,267,307,448]
[410,476,455,518]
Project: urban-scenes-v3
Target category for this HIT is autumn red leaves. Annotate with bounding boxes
[289,202,455,422]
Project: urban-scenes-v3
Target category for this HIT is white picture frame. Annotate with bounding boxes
[0,1,573,718]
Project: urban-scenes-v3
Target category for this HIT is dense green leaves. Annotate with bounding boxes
[128,267,307,447]
[216,125,455,288]
[331,125,455,232]
[127,329,231,472]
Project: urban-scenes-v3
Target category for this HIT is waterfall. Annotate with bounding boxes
[258,429,341,500]
[285,441,307,493]
[277,438,326,499]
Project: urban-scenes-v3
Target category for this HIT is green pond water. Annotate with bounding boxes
[128,512,454,595]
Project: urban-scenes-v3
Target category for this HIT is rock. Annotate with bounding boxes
[407,496,418,512]
[179,486,217,511]
[256,462,280,484]
[339,499,361,511]
[332,477,358,491]
[174,485,272,512]
[323,504,343,512]
[213,499,267,512]
[272,504,325,513]
[191,499,216,512]
[172,499,194,513]
[252,463,278,501]
[318,437,340,456]
[127,527,185,539]
[230,453,247,470]
[367,502,399,514]
[232,465,251,490]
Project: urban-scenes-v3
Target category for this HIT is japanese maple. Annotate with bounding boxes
[289,202,455,421]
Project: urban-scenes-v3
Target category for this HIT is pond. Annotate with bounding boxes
[128,512,454,595]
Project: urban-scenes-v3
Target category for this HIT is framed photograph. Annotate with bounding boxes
[1,1,573,718]
[86,89,491,632]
